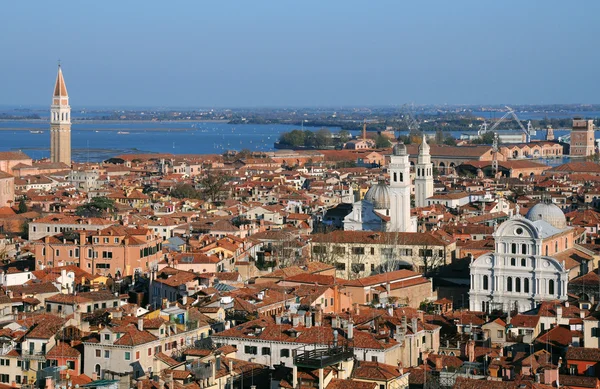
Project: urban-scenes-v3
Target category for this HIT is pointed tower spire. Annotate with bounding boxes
[419,134,430,154]
[50,64,71,166]
[53,65,68,98]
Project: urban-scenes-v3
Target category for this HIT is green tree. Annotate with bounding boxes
[443,135,457,146]
[472,132,495,145]
[200,169,230,203]
[75,197,115,218]
[314,128,332,148]
[17,199,28,214]
[279,130,305,147]
[375,135,392,148]
[338,130,351,143]
[170,183,200,199]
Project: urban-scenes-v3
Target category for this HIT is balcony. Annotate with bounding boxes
[293,342,354,369]
[20,350,47,360]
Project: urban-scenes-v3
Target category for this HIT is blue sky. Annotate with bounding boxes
[1,1,599,107]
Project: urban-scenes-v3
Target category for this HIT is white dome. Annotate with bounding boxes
[393,141,407,156]
[525,201,566,229]
[364,180,390,209]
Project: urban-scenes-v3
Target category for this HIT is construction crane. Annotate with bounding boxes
[478,106,533,143]
[400,104,422,135]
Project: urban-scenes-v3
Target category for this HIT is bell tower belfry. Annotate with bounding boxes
[50,64,71,166]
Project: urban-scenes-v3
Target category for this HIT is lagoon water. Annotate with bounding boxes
[0,121,316,162]
[0,119,595,165]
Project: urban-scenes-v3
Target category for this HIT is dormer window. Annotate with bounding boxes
[104,334,110,341]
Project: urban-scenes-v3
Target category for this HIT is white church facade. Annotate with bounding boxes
[343,137,433,233]
[469,202,572,313]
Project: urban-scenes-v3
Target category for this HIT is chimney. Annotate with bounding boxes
[305,313,312,328]
[556,305,563,321]
[215,352,221,371]
[467,340,475,362]
[353,303,360,315]
[402,316,408,333]
[411,317,418,332]
[182,295,187,306]
[347,320,354,339]
[387,306,393,316]
[292,315,300,327]
[315,304,323,326]
[138,318,144,331]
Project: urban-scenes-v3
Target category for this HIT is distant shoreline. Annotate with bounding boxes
[0,119,229,124]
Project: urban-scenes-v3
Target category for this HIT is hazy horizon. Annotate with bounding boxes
[3,1,600,107]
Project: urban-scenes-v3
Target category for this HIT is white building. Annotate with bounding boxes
[343,141,416,233]
[415,136,433,208]
[469,202,571,313]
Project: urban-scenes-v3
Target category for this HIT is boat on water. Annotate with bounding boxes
[29,130,44,134]
[117,131,130,135]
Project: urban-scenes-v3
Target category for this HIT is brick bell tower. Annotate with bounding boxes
[50,64,71,166]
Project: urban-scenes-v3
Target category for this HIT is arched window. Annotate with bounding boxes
[516,278,521,293]
[400,173,404,182]
[511,243,517,254]
[511,258,516,266]
[521,258,526,267]
[483,275,489,290]
[524,278,530,293]
[507,277,513,292]
[565,237,568,248]
[95,364,101,378]
[521,244,527,254]
[549,279,555,295]
[555,241,558,253]
[393,172,397,182]
[545,245,549,256]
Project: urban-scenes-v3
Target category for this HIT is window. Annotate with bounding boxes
[104,334,110,341]
[524,278,529,293]
[335,262,346,270]
[261,347,271,355]
[507,277,513,292]
[333,246,345,255]
[136,351,140,360]
[95,349,101,358]
[521,258,526,267]
[104,350,110,359]
[75,248,79,258]
[102,251,113,259]
[148,348,152,356]
[352,247,365,255]
[312,245,326,254]
[511,243,517,254]
[67,360,75,370]
[125,352,131,361]
[521,244,527,254]
[497,330,503,339]
[280,349,290,358]
[104,238,109,243]
[69,250,73,258]
[419,249,433,257]
[483,275,489,290]
[351,263,365,273]
[549,279,555,295]
[516,278,521,293]
[371,264,375,271]
[244,346,257,355]
[371,356,378,362]
[510,258,516,266]
[114,238,119,243]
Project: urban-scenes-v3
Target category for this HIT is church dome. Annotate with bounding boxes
[525,201,566,229]
[393,141,407,156]
[364,179,390,209]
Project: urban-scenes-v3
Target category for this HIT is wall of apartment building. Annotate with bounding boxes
[29,222,109,241]
[34,237,162,276]
[83,325,211,379]
[311,241,455,279]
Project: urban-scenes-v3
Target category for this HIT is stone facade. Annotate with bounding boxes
[469,215,570,313]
